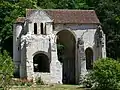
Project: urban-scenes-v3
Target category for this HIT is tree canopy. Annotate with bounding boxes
[0,0,120,59]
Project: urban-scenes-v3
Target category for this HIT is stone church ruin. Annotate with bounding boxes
[13,9,106,84]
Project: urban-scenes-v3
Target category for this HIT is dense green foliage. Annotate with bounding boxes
[86,0,120,59]
[0,50,14,89]
[87,58,120,89]
[57,43,65,63]
[0,0,39,57]
[0,0,120,59]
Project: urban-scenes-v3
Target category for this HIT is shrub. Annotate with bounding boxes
[11,78,33,86]
[0,50,14,89]
[82,74,93,88]
[57,43,65,63]
[88,58,120,90]
[35,77,44,85]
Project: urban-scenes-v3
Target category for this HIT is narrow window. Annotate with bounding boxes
[85,47,93,70]
[41,23,43,34]
[34,23,37,34]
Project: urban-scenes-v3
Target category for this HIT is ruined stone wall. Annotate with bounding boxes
[20,34,62,84]
[53,23,106,79]
[19,10,62,84]
[13,10,106,84]
[54,24,106,61]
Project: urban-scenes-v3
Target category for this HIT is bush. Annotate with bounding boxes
[82,74,93,88]
[57,43,65,63]
[35,77,44,85]
[11,78,33,86]
[88,58,120,90]
[0,50,14,89]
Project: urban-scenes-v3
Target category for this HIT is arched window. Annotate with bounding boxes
[33,53,50,72]
[85,47,93,70]
[34,23,37,34]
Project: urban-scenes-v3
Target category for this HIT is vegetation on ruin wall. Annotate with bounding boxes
[1,0,120,59]
[57,43,65,63]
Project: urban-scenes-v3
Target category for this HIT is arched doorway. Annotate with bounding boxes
[85,48,93,70]
[57,30,76,84]
[33,53,50,72]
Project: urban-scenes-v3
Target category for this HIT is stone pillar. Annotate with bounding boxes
[100,31,106,58]
[25,40,34,81]
[102,34,106,58]
[50,34,62,84]
[20,37,27,78]
[27,20,32,34]
[46,22,53,35]
[77,38,86,83]
[13,23,23,77]
[96,25,106,59]
[19,20,32,79]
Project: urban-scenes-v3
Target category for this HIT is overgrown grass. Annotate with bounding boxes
[11,85,84,90]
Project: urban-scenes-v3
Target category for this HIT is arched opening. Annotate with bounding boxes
[85,47,93,70]
[33,53,50,72]
[57,30,76,84]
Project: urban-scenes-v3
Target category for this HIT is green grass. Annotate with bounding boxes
[10,85,84,90]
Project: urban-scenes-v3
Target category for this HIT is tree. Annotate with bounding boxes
[85,0,120,59]
[37,0,56,9]
[54,0,88,9]
[0,50,14,89]
[0,0,39,57]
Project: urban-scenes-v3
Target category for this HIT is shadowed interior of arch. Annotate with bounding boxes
[33,53,50,72]
[85,47,93,70]
[57,30,76,84]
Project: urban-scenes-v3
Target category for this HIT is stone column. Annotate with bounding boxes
[50,34,62,84]
[27,20,32,34]
[102,34,106,58]
[77,38,86,83]
[13,23,23,77]
[20,38,27,78]
[25,39,34,81]
[99,28,106,58]
[96,25,106,58]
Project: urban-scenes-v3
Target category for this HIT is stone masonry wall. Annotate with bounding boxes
[21,33,62,84]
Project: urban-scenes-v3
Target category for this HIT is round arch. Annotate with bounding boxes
[32,51,49,57]
[85,47,93,70]
[56,29,76,84]
[56,29,76,42]
[33,52,50,72]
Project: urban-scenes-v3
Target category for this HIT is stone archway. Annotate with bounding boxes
[57,30,76,84]
[33,53,50,72]
[85,47,93,70]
